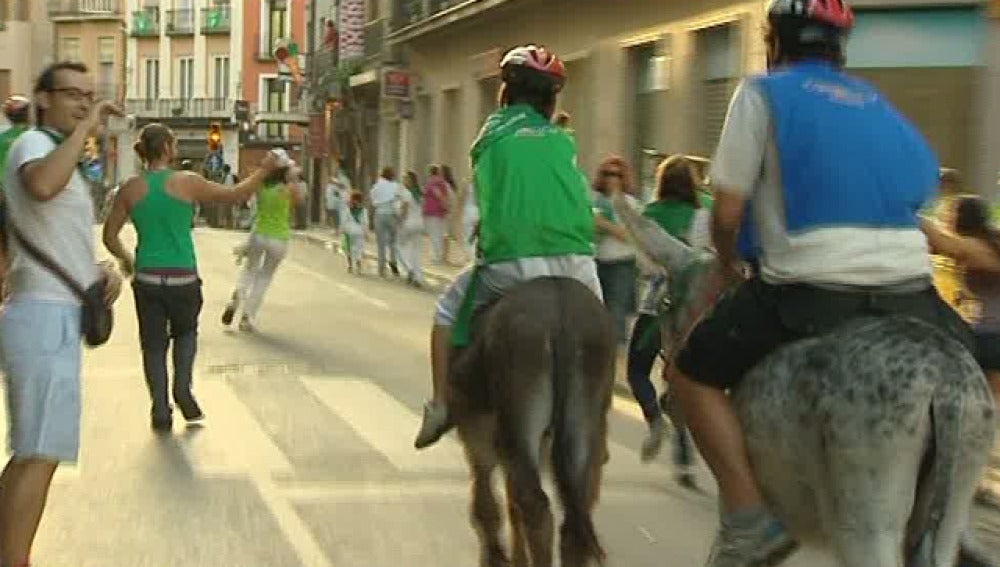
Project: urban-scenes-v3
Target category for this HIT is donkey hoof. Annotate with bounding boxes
[481,547,510,567]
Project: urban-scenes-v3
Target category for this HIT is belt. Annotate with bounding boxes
[135,273,199,286]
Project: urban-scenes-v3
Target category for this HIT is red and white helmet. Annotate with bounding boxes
[500,45,566,91]
[767,0,855,31]
[3,95,30,124]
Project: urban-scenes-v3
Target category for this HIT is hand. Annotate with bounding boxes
[98,261,123,305]
[83,101,125,138]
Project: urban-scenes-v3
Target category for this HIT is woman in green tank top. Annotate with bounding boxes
[102,123,280,431]
[221,162,304,332]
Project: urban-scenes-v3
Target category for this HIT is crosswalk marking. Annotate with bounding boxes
[178,379,294,476]
[301,377,467,472]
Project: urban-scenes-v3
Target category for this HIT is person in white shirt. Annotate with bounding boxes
[369,166,402,277]
[0,61,124,567]
[397,170,426,287]
[340,191,368,273]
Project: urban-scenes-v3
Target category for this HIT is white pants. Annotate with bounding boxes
[434,255,604,326]
[236,234,289,321]
[398,226,425,283]
[425,216,447,263]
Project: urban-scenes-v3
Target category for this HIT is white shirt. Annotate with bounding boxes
[594,192,638,262]
[4,130,98,303]
[370,177,402,215]
[710,80,931,286]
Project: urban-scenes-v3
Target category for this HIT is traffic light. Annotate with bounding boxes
[208,123,223,152]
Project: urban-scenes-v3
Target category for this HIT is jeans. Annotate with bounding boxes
[597,258,638,343]
[374,211,399,274]
[133,280,203,420]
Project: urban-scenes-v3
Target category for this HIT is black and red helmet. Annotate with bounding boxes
[3,95,30,124]
[500,45,566,92]
[767,0,854,29]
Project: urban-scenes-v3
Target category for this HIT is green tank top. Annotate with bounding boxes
[253,182,292,240]
[130,169,197,271]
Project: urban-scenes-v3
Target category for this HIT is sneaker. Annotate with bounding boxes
[186,414,206,427]
[414,400,452,449]
[238,316,255,333]
[641,414,667,463]
[151,415,173,432]
[705,511,798,567]
[222,303,237,326]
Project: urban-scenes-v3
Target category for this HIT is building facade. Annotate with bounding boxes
[374,0,1000,199]
[0,1,54,113]
[121,0,241,180]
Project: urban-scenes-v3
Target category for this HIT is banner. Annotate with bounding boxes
[337,0,365,61]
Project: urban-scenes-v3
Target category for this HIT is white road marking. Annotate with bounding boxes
[253,473,334,567]
[285,261,391,311]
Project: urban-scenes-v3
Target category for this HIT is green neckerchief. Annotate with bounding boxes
[349,205,364,223]
[407,185,423,204]
[36,127,89,178]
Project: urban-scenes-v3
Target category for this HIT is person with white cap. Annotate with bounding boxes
[222,148,305,332]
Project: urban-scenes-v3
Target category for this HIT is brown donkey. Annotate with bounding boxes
[448,277,616,567]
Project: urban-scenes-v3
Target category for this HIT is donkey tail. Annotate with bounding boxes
[550,283,607,564]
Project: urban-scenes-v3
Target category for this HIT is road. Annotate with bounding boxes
[0,228,995,566]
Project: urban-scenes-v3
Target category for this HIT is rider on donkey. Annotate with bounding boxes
[414,45,603,449]
[669,1,983,565]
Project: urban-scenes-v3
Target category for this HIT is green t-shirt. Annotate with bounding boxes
[0,125,28,190]
[130,170,197,271]
[254,182,292,240]
[470,104,594,263]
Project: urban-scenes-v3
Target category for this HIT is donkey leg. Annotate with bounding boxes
[504,460,553,567]
[505,475,529,567]
[458,417,509,567]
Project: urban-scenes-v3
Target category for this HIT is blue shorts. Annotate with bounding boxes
[0,300,82,463]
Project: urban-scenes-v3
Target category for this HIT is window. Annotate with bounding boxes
[267,0,287,46]
[58,37,81,62]
[212,55,230,104]
[177,57,194,100]
[263,77,287,138]
[98,37,115,63]
[366,0,379,21]
[144,58,160,100]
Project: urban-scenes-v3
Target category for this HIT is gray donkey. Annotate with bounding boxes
[447,277,617,567]
[614,195,997,567]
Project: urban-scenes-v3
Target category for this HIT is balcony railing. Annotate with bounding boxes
[165,9,194,35]
[131,9,159,36]
[201,5,230,34]
[48,0,121,19]
[125,98,233,121]
[392,0,505,32]
[363,19,385,60]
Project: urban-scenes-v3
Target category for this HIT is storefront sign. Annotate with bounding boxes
[382,70,411,99]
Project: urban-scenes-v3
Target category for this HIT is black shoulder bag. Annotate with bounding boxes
[9,224,113,347]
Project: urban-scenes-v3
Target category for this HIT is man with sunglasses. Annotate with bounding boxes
[0,62,124,567]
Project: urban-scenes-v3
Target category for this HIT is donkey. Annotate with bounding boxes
[613,195,997,567]
[447,277,617,567]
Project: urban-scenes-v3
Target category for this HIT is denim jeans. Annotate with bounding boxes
[132,279,203,421]
[597,258,638,344]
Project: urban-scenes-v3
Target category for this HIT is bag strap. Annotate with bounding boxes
[8,222,87,301]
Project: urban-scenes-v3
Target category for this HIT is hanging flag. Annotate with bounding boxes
[337,0,365,61]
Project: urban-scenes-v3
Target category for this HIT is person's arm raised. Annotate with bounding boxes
[21,101,123,201]
[181,152,280,204]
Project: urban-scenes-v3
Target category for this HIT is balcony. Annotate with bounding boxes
[131,8,159,36]
[165,9,194,36]
[48,0,122,21]
[390,0,510,38]
[201,5,230,34]
[364,19,386,61]
[256,33,277,61]
[125,98,233,124]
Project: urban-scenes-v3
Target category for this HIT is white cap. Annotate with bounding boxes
[270,148,293,168]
